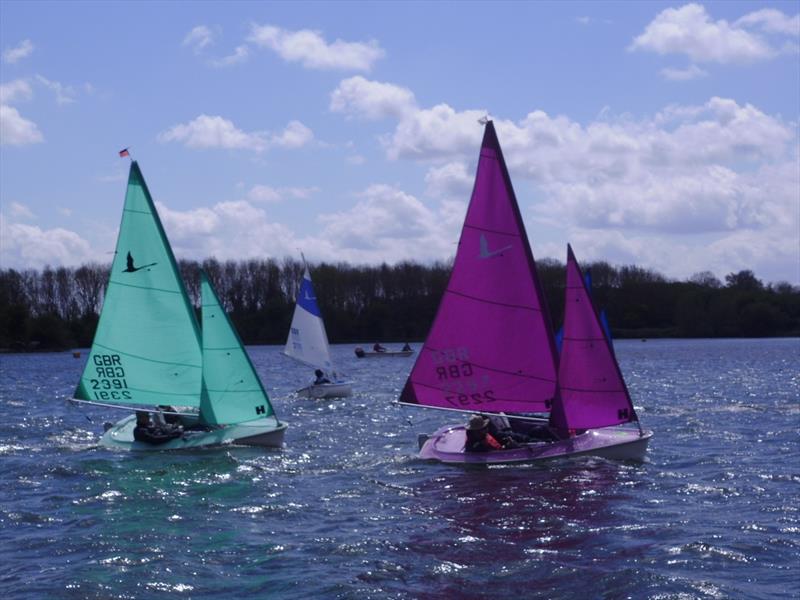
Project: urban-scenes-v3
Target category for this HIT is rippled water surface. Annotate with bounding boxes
[1,339,798,599]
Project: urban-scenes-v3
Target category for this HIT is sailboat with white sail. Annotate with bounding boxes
[72,161,287,450]
[284,264,352,399]
[399,121,652,465]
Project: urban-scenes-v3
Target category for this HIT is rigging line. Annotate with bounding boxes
[445,288,544,312]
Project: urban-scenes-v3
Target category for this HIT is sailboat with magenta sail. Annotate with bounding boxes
[400,121,652,465]
[284,262,353,399]
[72,161,286,450]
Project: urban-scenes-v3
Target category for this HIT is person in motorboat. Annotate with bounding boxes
[401,342,412,352]
[464,414,520,452]
[132,410,184,445]
[354,347,365,358]
[314,369,331,385]
[373,342,387,352]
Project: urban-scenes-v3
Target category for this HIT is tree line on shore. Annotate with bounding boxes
[0,257,798,351]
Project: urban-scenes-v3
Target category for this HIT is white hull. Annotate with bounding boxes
[100,413,287,451]
[418,425,653,465]
[296,381,353,399]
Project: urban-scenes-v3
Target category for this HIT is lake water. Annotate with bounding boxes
[0,339,798,599]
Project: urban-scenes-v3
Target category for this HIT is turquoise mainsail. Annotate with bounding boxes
[73,160,286,450]
[74,161,202,407]
[199,270,277,425]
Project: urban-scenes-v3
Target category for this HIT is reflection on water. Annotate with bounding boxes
[0,339,798,599]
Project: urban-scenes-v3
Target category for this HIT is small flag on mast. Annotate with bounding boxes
[119,148,130,158]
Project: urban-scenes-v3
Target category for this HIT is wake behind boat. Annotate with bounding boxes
[72,161,287,450]
[399,121,651,465]
[284,261,352,399]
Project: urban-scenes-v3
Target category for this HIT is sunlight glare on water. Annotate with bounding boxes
[0,338,798,599]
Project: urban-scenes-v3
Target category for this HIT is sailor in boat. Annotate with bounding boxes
[354,347,365,358]
[401,342,412,352]
[313,369,331,385]
[465,414,521,452]
[373,342,387,353]
[132,410,184,445]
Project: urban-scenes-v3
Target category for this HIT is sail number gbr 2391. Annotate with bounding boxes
[88,354,132,401]
[431,347,495,407]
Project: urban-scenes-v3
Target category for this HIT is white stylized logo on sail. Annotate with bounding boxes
[479,234,511,259]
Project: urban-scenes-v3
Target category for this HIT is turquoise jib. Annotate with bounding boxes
[75,161,202,407]
[198,271,275,425]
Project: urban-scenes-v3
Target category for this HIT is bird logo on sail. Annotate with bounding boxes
[479,234,512,259]
[123,251,157,273]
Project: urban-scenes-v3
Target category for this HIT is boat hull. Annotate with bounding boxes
[100,414,287,451]
[356,351,414,358]
[418,424,653,465]
[296,382,353,399]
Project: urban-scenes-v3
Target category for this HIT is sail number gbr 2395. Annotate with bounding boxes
[431,347,495,407]
[88,354,132,401]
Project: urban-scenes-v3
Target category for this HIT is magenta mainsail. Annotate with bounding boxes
[399,121,558,413]
[549,245,637,431]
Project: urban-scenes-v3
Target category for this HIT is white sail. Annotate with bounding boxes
[284,268,334,372]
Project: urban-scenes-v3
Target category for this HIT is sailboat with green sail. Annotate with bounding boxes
[72,161,287,450]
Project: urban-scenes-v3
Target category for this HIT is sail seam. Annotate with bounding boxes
[411,380,551,404]
[446,288,543,311]
[464,223,520,237]
[414,352,556,382]
[109,280,183,295]
[559,385,626,393]
[93,342,201,368]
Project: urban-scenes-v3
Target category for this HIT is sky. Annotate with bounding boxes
[1,1,798,284]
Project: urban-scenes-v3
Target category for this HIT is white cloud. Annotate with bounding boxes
[270,120,313,148]
[3,39,34,64]
[246,184,319,203]
[158,115,313,152]
[0,217,93,269]
[328,75,799,281]
[424,162,473,198]
[384,104,488,161]
[35,75,76,104]
[735,8,800,36]
[330,76,416,119]
[9,202,35,220]
[660,63,708,81]
[248,24,384,71]
[183,25,214,53]
[0,79,33,104]
[0,104,43,145]
[158,115,266,151]
[156,200,300,260]
[317,184,456,262]
[630,3,786,64]
[210,45,249,67]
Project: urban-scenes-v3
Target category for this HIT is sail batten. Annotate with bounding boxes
[401,121,559,414]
